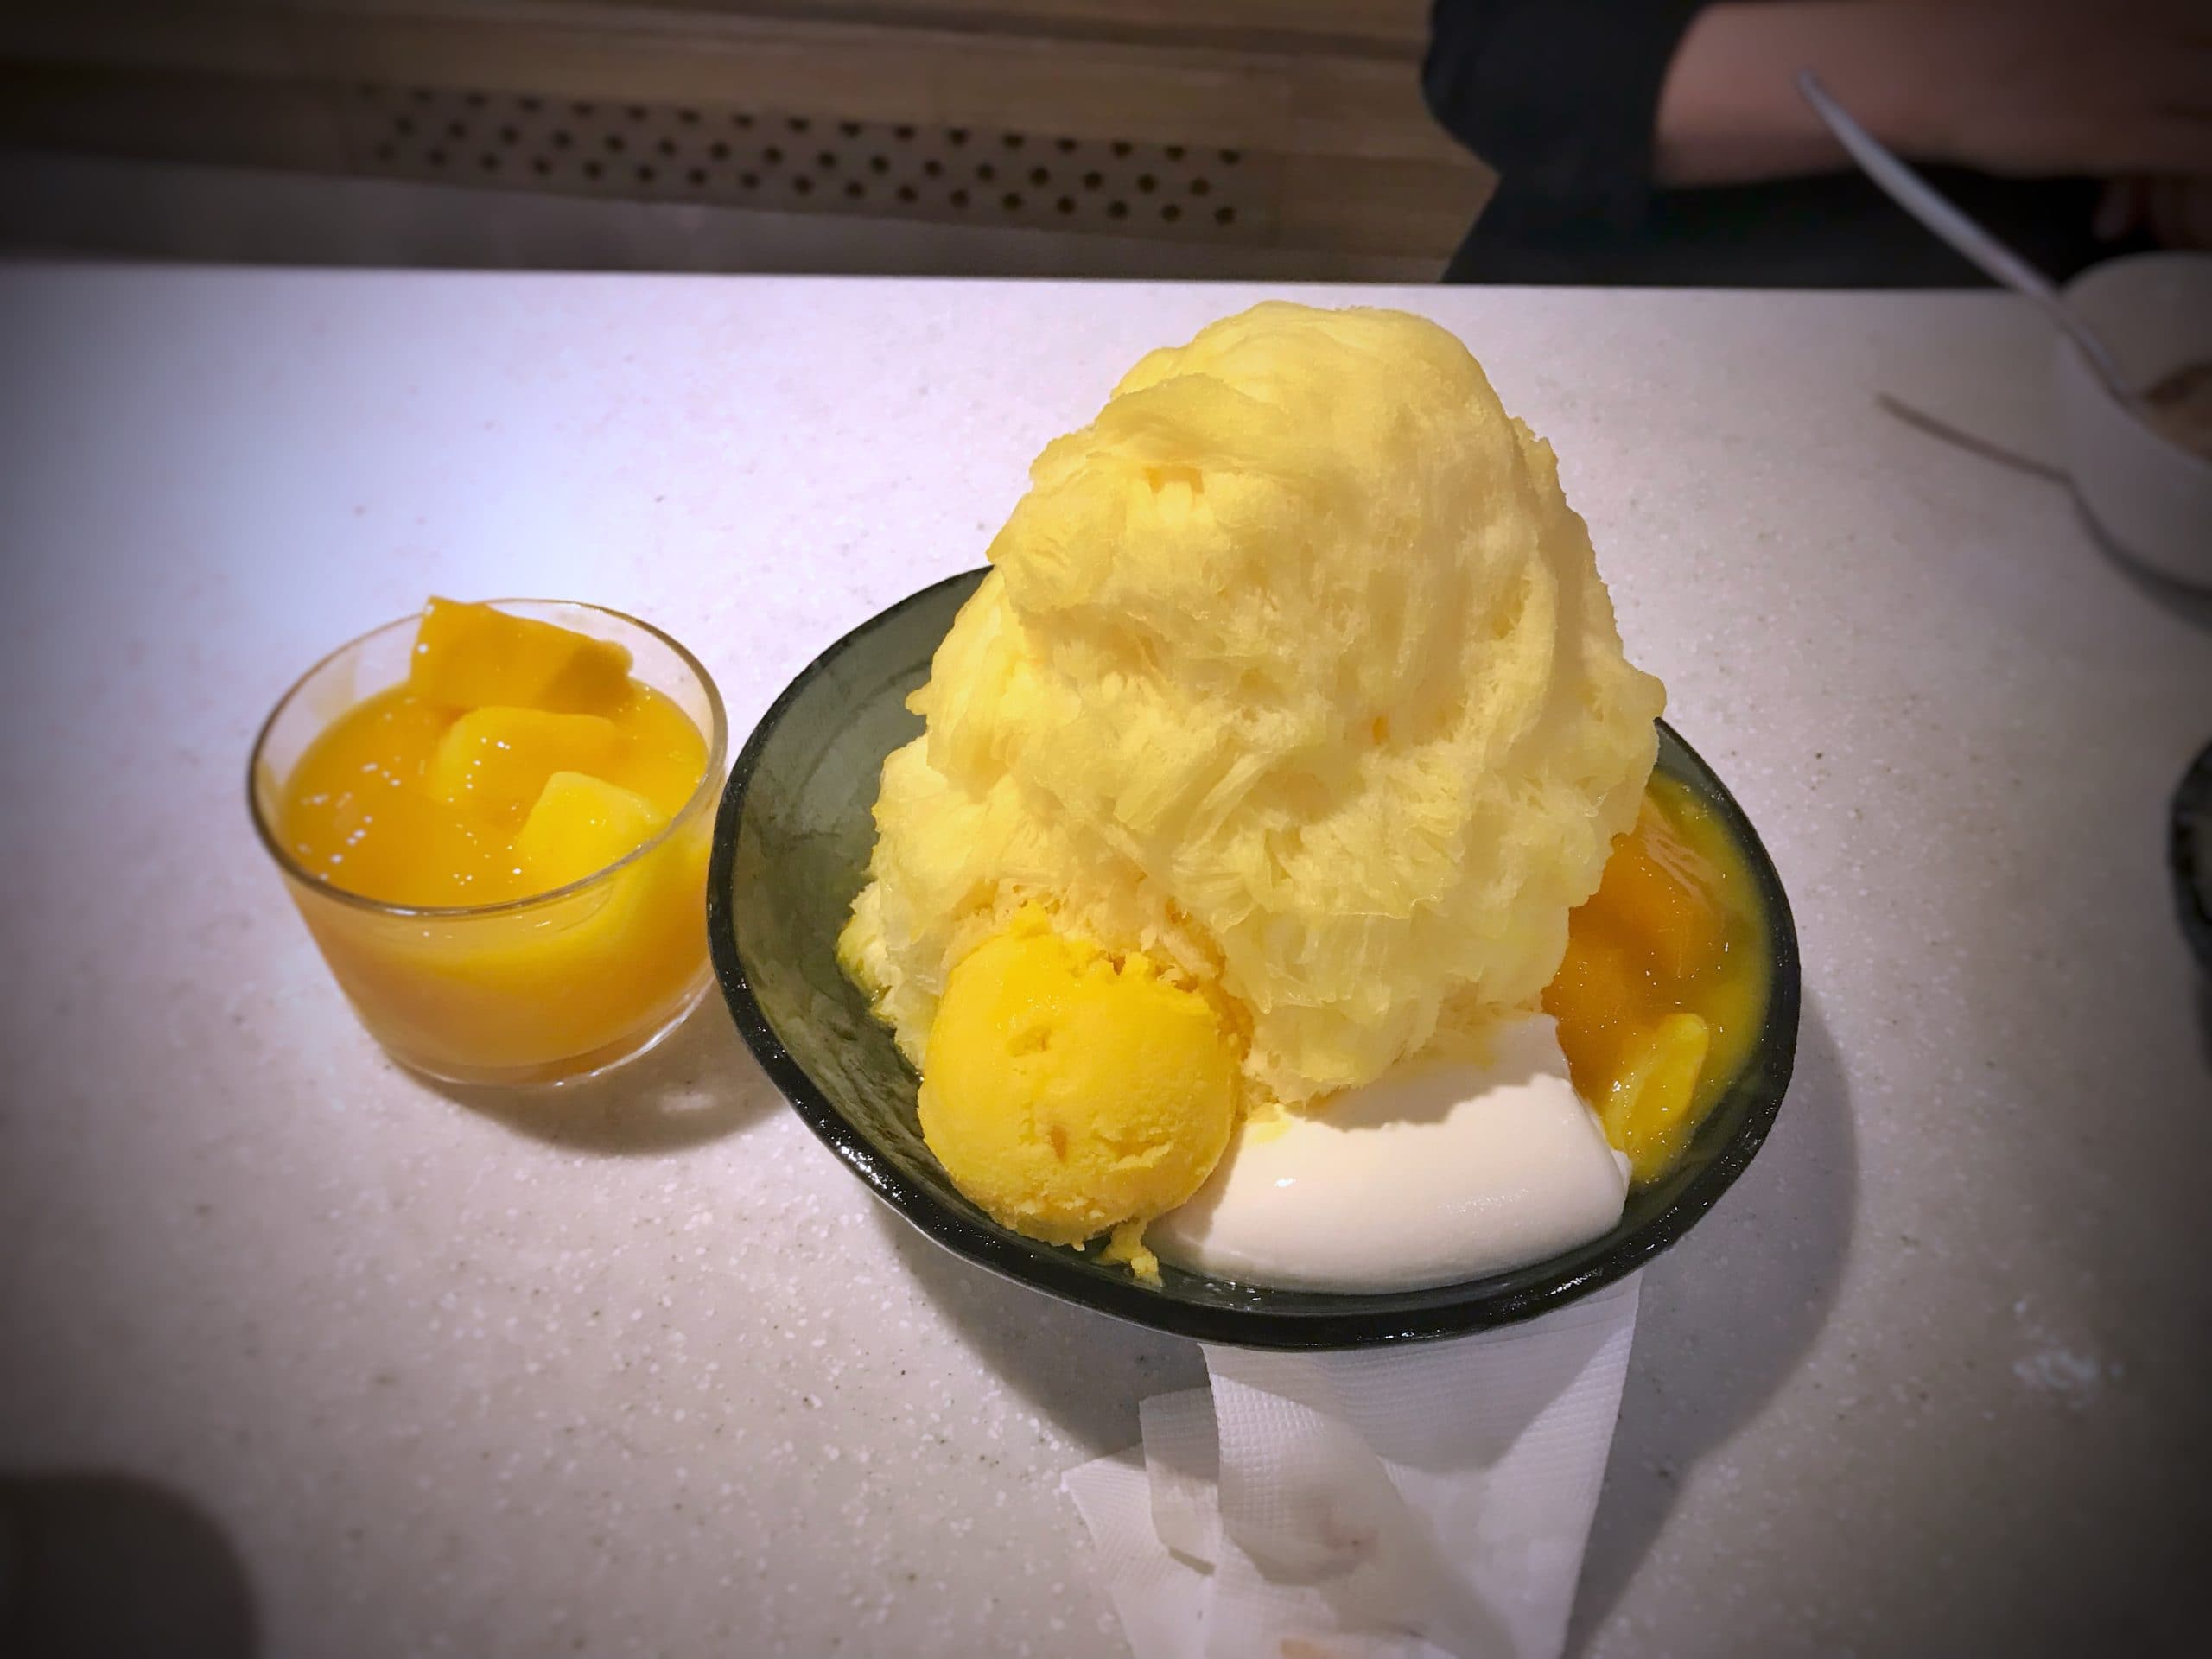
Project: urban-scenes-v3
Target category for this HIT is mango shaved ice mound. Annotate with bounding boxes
[841,301,1666,1264]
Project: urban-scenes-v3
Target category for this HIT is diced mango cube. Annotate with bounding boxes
[409,597,634,715]
[1601,1013,1712,1186]
[426,707,618,821]
[516,772,668,889]
[1586,801,1726,981]
[1543,931,1643,1088]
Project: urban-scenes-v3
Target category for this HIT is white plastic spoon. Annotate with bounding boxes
[1796,70,2139,407]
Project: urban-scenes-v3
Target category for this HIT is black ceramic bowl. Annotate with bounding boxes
[2174,736,2212,975]
[708,569,1802,1349]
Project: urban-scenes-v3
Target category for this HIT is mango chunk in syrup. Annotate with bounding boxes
[517,772,669,889]
[1544,781,1768,1186]
[1600,1012,1711,1181]
[427,708,618,821]
[410,596,635,715]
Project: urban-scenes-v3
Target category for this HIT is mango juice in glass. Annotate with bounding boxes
[248,600,727,1085]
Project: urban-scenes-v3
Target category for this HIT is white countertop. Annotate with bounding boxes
[1,265,2205,1657]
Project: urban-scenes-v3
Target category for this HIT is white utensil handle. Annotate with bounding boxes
[1796,70,2133,398]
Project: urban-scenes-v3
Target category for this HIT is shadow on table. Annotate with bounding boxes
[873,995,1856,1606]
[2077,501,2212,634]
[1873,394,2212,635]
[0,1471,257,1658]
[423,997,781,1156]
[874,1208,1205,1458]
[1567,995,1858,1655]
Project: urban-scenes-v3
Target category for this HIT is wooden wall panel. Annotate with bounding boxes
[0,0,1490,259]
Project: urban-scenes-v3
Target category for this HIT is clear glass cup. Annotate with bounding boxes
[248,601,727,1087]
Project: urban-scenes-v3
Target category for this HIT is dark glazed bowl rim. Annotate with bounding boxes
[708,569,1802,1350]
[2172,735,2212,975]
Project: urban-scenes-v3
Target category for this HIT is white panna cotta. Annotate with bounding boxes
[1149,1012,1630,1292]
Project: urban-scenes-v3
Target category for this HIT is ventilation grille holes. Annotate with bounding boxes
[351,85,1262,240]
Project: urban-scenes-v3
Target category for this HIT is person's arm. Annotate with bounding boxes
[1422,0,1712,233]
[1656,3,2212,188]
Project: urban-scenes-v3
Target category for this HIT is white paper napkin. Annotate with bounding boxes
[1141,1388,1223,1566]
[1063,1274,1640,1659]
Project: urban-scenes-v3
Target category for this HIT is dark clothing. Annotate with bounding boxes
[1422,0,2130,287]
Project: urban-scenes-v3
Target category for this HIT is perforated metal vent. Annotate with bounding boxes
[354,86,1269,240]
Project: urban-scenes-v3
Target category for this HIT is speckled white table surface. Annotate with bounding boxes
[1,264,2207,1658]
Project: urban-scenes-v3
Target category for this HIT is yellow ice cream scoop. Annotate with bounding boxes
[918,907,1238,1282]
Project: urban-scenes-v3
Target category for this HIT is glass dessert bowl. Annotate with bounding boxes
[250,600,727,1087]
[708,570,1801,1350]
